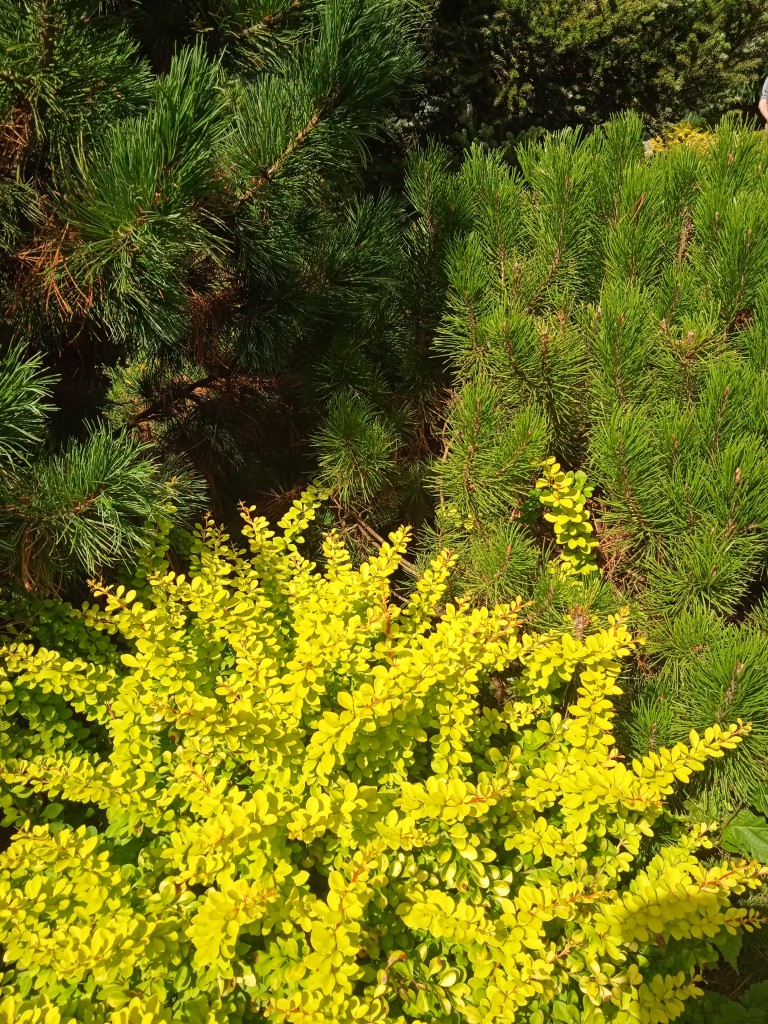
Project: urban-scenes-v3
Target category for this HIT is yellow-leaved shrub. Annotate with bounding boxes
[0,487,765,1024]
[648,123,715,154]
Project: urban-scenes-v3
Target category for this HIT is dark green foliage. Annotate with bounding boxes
[0,0,436,559]
[0,347,200,593]
[424,0,768,141]
[314,391,398,507]
[680,981,768,1022]
[0,1,153,162]
[0,0,427,587]
[0,427,199,593]
[309,144,461,532]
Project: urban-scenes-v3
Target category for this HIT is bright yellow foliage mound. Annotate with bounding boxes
[0,488,764,1024]
[648,123,715,154]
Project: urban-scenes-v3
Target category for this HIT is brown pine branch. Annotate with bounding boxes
[236,0,304,38]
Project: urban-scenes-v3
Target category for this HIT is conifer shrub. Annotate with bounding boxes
[1,490,766,1023]
[360,114,768,828]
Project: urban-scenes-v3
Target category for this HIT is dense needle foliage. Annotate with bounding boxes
[360,115,768,843]
[423,0,768,141]
[0,343,201,592]
[0,0,426,589]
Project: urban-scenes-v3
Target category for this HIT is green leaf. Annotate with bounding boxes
[713,927,742,970]
[743,981,768,1011]
[551,1000,580,1023]
[713,1005,755,1024]
[721,810,768,862]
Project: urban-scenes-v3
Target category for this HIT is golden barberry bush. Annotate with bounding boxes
[0,488,765,1024]
[648,122,715,154]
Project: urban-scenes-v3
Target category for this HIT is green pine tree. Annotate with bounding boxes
[385,114,768,823]
[0,345,201,593]
[1,0,428,548]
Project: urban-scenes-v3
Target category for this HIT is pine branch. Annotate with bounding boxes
[37,0,55,70]
[235,0,305,37]
[125,374,224,428]
[239,86,342,199]
[124,371,280,429]
[265,102,329,179]
[0,425,204,594]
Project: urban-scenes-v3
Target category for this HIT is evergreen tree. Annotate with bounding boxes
[0,0,427,587]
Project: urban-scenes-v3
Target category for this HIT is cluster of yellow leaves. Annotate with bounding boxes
[0,486,764,1024]
[536,458,599,577]
[648,123,715,154]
